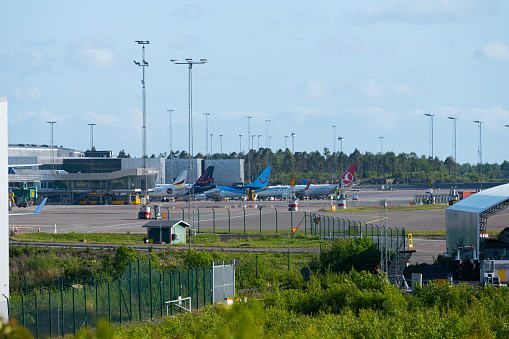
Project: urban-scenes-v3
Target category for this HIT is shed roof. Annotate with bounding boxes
[447,183,509,214]
[142,220,190,228]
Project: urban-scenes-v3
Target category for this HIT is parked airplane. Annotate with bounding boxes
[176,166,216,197]
[255,164,356,200]
[9,197,48,216]
[150,170,188,199]
[200,167,271,200]
[302,164,356,198]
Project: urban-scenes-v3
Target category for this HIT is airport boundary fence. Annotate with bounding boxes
[8,257,224,338]
[171,207,406,252]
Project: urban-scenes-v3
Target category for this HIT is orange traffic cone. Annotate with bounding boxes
[37,226,40,233]
[14,227,18,233]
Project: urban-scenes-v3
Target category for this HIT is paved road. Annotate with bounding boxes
[10,189,506,264]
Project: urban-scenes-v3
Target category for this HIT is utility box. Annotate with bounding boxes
[143,220,190,244]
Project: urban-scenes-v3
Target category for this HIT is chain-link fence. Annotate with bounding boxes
[9,258,215,338]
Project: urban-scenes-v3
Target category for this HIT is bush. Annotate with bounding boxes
[311,238,381,274]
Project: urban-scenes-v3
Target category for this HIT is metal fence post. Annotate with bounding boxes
[149,257,153,319]
[395,227,399,250]
[35,292,38,339]
[290,210,293,233]
[304,211,307,236]
[259,207,262,235]
[227,208,231,234]
[84,284,88,328]
[61,276,64,336]
[107,281,111,324]
[49,290,52,338]
[212,208,216,233]
[197,208,200,233]
[138,259,142,321]
[275,208,278,235]
[243,208,246,235]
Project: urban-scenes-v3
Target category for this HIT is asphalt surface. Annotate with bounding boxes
[10,189,509,264]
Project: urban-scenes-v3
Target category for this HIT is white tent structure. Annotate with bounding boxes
[446,183,509,259]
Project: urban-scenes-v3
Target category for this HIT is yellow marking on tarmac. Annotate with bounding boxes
[365,217,388,224]
[10,226,36,229]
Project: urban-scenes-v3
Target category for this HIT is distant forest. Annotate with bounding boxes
[118,147,509,185]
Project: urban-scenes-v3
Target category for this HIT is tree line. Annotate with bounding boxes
[117,147,509,185]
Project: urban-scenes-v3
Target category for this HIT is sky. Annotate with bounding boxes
[1,0,509,165]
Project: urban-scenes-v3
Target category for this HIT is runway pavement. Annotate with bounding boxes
[9,189,508,264]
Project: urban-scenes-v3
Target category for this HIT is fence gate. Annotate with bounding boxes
[211,261,235,304]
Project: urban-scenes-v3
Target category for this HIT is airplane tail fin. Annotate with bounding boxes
[194,166,214,187]
[33,197,48,214]
[245,166,271,188]
[341,164,356,190]
[299,179,308,185]
[173,170,188,187]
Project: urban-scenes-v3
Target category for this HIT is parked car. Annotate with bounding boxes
[17,201,28,208]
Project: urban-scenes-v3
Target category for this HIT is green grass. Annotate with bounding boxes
[11,232,328,248]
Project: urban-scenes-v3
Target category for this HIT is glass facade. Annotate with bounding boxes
[62,158,121,173]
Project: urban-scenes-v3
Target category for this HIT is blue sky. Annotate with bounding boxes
[2,0,509,165]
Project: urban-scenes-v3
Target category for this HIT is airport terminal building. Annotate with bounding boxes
[8,144,244,203]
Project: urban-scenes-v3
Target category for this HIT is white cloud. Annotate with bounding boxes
[317,36,394,57]
[360,78,385,98]
[8,110,35,123]
[12,87,41,101]
[283,106,320,122]
[81,111,118,125]
[67,36,119,70]
[303,80,329,99]
[356,0,497,23]
[479,40,509,62]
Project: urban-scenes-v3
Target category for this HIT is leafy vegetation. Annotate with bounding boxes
[162,147,508,185]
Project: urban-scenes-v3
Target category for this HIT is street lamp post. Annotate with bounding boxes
[134,40,150,199]
[47,121,57,173]
[203,113,210,159]
[291,133,296,154]
[338,136,344,172]
[167,109,174,182]
[448,117,458,189]
[246,116,252,182]
[379,136,384,188]
[424,113,435,194]
[332,125,337,175]
[474,120,483,191]
[87,123,96,151]
[219,135,223,158]
[265,120,270,166]
[210,134,213,156]
[239,135,242,156]
[170,57,207,231]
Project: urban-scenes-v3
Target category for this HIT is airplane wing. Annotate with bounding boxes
[10,197,48,216]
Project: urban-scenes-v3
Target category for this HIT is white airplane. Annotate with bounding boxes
[150,170,188,199]
[9,197,48,216]
[254,164,356,200]
[302,164,356,198]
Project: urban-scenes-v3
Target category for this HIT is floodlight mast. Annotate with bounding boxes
[170,57,207,231]
[134,40,149,201]
[87,123,96,150]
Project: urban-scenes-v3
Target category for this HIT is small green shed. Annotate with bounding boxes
[143,220,190,244]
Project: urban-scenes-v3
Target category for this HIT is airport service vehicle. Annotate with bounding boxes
[151,170,188,199]
[453,245,480,281]
[111,194,141,205]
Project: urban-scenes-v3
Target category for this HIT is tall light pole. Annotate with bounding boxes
[239,135,242,156]
[246,116,252,182]
[332,125,337,175]
[291,132,296,154]
[257,135,262,150]
[210,133,213,156]
[134,40,149,198]
[167,109,174,182]
[170,57,207,231]
[448,116,458,189]
[424,113,435,193]
[265,120,270,166]
[203,113,210,159]
[87,123,96,151]
[474,120,483,191]
[219,134,223,158]
[338,136,344,173]
[47,121,57,173]
[379,136,384,188]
